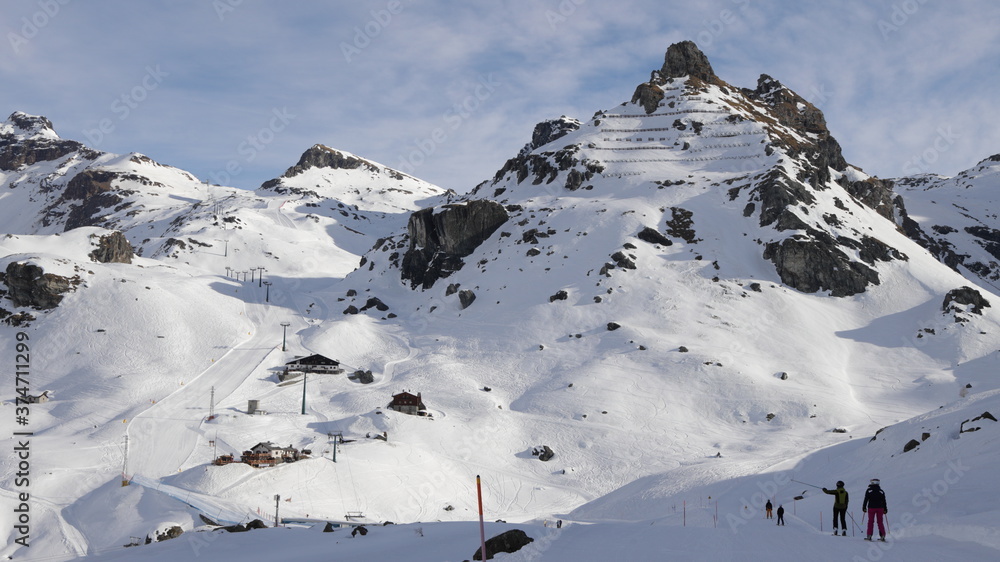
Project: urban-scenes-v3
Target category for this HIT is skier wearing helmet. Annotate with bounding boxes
[862,478,888,541]
[822,480,849,536]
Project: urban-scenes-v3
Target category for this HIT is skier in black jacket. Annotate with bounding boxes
[862,478,888,541]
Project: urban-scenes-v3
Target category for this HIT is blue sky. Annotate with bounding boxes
[3,0,999,192]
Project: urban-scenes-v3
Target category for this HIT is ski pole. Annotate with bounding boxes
[847,511,862,536]
[791,479,823,489]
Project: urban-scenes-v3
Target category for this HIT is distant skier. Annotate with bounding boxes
[862,478,888,541]
[776,505,785,525]
[765,499,773,519]
[822,480,849,536]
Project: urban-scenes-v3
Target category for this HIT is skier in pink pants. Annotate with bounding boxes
[862,478,888,541]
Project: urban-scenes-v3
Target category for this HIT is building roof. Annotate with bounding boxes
[389,392,425,407]
[286,354,339,366]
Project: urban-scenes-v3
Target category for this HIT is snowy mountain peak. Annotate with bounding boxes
[2,110,59,140]
[258,143,447,213]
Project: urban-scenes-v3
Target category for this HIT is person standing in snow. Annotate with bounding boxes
[862,478,888,541]
[765,499,773,519]
[776,505,785,525]
[822,480,849,536]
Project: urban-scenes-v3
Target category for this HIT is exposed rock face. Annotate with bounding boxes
[489,143,604,190]
[631,82,665,114]
[4,262,77,309]
[943,286,991,315]
[0,112,89,171]
[89,231,134,264]
[746,75,847,187]
[520,117,582,155]
[55,169,127,231]
[763,235,880,297]
[474,529,534,560]
[458,289,476,309]
[636,226,673,246]
[660,40,721,85]
[401,200,508,289]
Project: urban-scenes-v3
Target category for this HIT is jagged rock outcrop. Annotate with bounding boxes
[458,289,476,309]
[636,226,673,247]
[401,200,508,289]
[660,40,722,86]
[89,231,134,264]
[745,75,847,187]
[631,82,665,115]
[55,169,127,231]
[943,286,991,316]
[763,234,880,297]
[519,117,582,156]
[0,112,92,171]
[4,262,78,309]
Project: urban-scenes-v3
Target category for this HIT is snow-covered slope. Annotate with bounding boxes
[893,154,1000,287]
[2,41,1000,561]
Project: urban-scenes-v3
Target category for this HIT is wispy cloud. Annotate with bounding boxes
[2,0,998,190]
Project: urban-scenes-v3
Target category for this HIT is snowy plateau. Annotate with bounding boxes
[2,42,1000,561]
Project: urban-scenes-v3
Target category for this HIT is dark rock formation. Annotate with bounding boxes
[960,411,996,433]
[458,289,476,309]
[473,529,535,560]
[763,234,880,297]
[89,231,134,264]
[943,286,991,316]
[4,262,77,309]
[631,82,665,115]
[57,169,126,231]
[903,439,920,453]
[549,290,568,302]
[745,75,846,187]
[401,200,508,289]
[665,208,699,243]
[520,117,582,155]
[0,112,88,171]
[636,226,673,247]
[487,143,604,190]
[360,297,389,312]
[660,41,721,85]
[611,251,636,270]
[532,445,554,462]
[245,519,267,530]
[607,322,621,331]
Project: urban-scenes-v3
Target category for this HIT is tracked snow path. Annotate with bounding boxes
[126,295,283,479]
